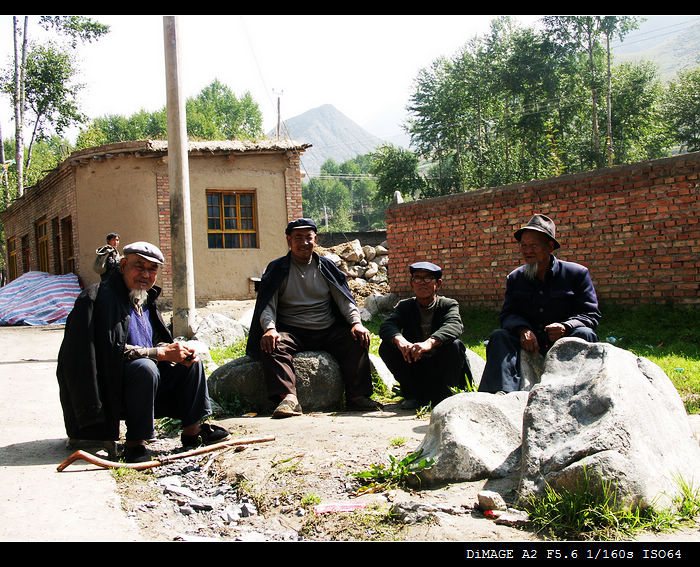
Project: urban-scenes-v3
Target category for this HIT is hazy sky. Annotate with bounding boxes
[2,15,694,147]
[0,14,543,145]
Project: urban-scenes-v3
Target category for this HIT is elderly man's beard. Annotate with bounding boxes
[524,262,539,280]
[129,289,148,314]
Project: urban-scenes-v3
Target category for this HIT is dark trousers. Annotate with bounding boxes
[478,327,599,393]
[122,359,211,441]
[379,338,470,407]
[260,323,372,401]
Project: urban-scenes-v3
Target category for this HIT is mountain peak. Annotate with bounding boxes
[269,104,384,176]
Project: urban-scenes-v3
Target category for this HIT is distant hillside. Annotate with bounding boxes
[612,16,700,81]
[268,104,384,176]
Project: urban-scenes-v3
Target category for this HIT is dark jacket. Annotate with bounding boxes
[379,296,464,345]
[246,251,357,359]
[56,269,171,440]
[499,255,601,349]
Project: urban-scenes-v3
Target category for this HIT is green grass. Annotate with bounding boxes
[210,303,700,414]
[453,303,700,414]
[525,467,700,541]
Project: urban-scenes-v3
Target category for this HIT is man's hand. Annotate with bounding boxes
[393,335,437,362]
[260,328,281,354]
[518,328,540,354]
[159,342,199,366]
[545,323,567,343]
[350,323,371,350]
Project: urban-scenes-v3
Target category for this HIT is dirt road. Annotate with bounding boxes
[0,325,148,542]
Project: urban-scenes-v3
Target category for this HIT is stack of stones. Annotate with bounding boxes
[316,239,389,285]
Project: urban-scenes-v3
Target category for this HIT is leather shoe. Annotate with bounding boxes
[181,423,230,448]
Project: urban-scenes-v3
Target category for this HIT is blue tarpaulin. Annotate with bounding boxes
[0,271,81,326]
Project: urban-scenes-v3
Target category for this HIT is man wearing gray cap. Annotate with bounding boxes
[57,241,228,463]
[478,214,601,393]
[379,261,471,409]
[247,218,380,417]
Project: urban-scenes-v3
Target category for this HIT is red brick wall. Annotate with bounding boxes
[385,152,700,306]
[1,163,79,281]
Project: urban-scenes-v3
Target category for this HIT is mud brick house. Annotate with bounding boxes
[1,139,310,304]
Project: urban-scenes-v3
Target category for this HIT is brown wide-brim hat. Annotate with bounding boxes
[514,214,560,249]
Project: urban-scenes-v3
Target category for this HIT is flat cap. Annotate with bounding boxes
[122,241,164,264]
[410,261,442,279]
[285,217,318,235]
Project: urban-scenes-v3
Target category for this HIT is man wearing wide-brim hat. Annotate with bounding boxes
[478,214,601,393]
[379,261,472,409]
[57,241,229,463]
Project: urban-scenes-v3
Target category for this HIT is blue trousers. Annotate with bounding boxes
[122,359,211,441]
[478,327,598,393]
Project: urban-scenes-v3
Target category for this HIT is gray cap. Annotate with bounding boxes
[410,261,442,279]
[122,241,164,264]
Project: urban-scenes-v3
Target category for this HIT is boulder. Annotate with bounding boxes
[518,338,700,511]
[465,349,486,389]
[415,391,529,485]
[207,351,344,413]
[193,313,246,348]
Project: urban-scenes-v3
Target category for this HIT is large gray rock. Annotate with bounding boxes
[193,313,246,348]
[207,351,344,413]
[415,391,529,485]
[519,338,700,511]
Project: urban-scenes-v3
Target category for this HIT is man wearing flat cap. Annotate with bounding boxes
[478,214,601,393]
[379,261,471,409]
[247,218,381,417]
[57,241,228,463]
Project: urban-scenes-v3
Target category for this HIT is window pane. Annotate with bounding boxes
[208,218,221,230]
[208,233,223,248]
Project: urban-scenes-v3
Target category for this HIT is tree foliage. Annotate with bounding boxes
[75,79,263,148]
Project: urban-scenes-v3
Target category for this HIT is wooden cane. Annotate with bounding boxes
[57,436,275,472]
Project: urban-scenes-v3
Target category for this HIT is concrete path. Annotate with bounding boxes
[0,325,147,542]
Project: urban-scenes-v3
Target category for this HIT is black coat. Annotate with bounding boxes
[246,251,357,359]
[378,296,464,345]
[56,269,171,440]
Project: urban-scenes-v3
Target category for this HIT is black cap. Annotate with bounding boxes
[410,261,442,279]
[285,218,318,235]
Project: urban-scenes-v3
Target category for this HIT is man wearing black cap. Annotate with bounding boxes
[246,218,380,417]
[378,261,471,409]
[57,241,229,463]
[478,214,601,393]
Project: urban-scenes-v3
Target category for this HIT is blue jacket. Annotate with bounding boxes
[246,251,357,359]
[499,255,601,350]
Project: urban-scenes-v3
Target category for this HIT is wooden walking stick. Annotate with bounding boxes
[57,436,275,472]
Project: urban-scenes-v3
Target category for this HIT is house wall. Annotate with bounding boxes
[2,144,305,304]
[0,164,78,279]
[385,152,700,307]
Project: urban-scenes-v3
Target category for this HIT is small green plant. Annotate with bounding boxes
[415,403,432,419]
[301,493,322,508]
[390,437,407,447]
[352,449,434,494]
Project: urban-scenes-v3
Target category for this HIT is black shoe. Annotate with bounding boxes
[122,445,152,464]
[181,423,230,448]
[346,397,383,411]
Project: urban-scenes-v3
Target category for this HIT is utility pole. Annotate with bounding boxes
[163,16,196,338]
[273,89,283,139]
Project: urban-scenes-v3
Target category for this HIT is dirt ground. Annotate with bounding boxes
[118,299,700,544]
[2,299,699,545]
